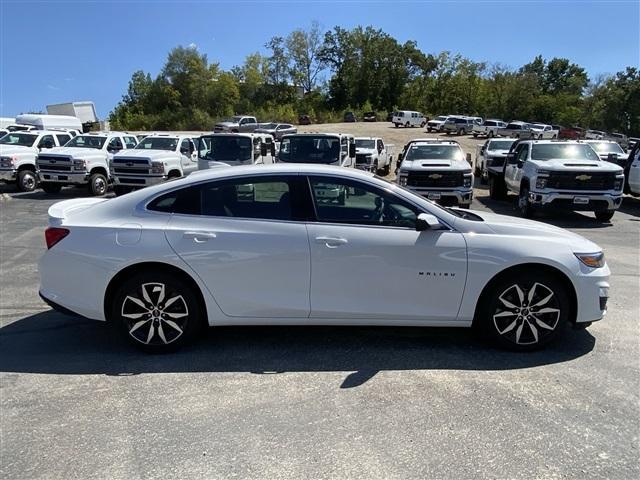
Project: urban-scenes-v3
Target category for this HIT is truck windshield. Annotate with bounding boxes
[487,140,515,150]
[435,116,447,121]
[589,142,624,154]
[405,145,463,161]
[136,137,178,151]
[356,139,375,149]
[0,133,37,147]
[531,144,601,161]
[198,136,252,162]
[279,136,341,164]
[66,135,106,149]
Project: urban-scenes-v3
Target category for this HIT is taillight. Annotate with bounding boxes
[45,227,69,249]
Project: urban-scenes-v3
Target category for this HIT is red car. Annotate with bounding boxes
[558,126,585,140]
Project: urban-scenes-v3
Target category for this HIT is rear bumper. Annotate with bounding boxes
[529,190,623,211]
[38,171,89,184]
[0,169,17,182]
[39,291,86,319]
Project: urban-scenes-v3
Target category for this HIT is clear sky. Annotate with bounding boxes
[1,0,638,119]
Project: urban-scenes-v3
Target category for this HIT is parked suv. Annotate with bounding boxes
[443,117,475,135]
[503,140,624,221]
[392,111,426,128]
[0,130,72,191]
[396,139,473,207]
[426,115,449,132]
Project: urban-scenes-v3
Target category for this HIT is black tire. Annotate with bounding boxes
[595,210,615,222]
[488,175,506,200]
[420,121,426,128]
[473,133,478,138]
[488,130,494,138]
[477,270,570,351]
[427,128,432,132]
[111,270,204,353]
[394,123,399,128]
[88,172,108,196]
[405,122,410,128]
[17,169,37,192]
[518,184,535,218]
[460,128,466,136]
[41,182,62,194]
[480,172,488,185]
[474,162,481,177]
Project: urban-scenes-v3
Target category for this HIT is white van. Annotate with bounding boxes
[392,110,427,128]
[15,114,82,132]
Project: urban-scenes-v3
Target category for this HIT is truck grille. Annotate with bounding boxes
[546,172,616,191]
[38,155,72,172]
[112,158,151,175]
[355,154,370,164]
[407,171,463,188]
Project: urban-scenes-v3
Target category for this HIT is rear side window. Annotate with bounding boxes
[147,185,201,215]
[55,134,71,145]
[124,136,138,148]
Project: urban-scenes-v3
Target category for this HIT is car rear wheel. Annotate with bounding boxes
[112,271,204,353]
[17,170,37,192]
[478,271,569,351]
[41,182,62,194]
[595,210,615,222]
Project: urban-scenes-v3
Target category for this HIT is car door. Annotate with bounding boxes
[179,138,198,174]
[163,175,311,318]
[504,144,528,192]
[377,139,387,166]
[305,175,467,321]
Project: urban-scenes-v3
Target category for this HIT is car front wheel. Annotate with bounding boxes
[112,271,204,353]
[479,272,569,350]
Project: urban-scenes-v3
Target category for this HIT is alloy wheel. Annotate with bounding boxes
[493,282,561,345]
[121,282,189,345]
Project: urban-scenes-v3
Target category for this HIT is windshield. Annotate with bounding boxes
[0,133,37,147]
[589,142,624,154]
[435,116,447,121]
[356,139,376,149]
[531,124,546,129]
[66,135,106,149]
[198,136,252,162]
[136,137,178,151]
[487,140,515,151]
[531,144,601,161]
[279,136,341,164]
[404,144,463,161]
[260,123,278,129]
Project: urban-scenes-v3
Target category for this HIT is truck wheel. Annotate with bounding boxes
[473,133,478,138]
[488,176,506,200]
[477,270,569,351]
[405,122,410,128]
[41,182,62,194]
[88,173,108,196]
[480,172,488,185]
[595,210,615,222]
[474,162,481,177]
[427,128,432,132]
[17,170,37,192]
[420,121,426,128]
[518,185,535,218]
[374,161,380,174]
[394,123,399,128]
[460,128,466,136]
[488,131,494,138]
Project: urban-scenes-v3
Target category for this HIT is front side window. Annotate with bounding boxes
[124,136,138,148]
[0,133,38,147]
[309,176,417,228]
[531,144,600,161]
[516,145,529,162]
[136,137,179,151]
[37,135,55,148]
[108,137,123,150]
[66,135,107,149]
[55,134,71,146]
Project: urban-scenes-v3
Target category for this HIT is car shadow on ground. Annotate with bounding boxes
[0,310,595,388]
[1,185,114,201]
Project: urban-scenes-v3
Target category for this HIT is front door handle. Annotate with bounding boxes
[315,236,348,247]
[183,231,217,243]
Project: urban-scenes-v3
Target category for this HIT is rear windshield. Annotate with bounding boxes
[405,145,463,161]
[531,144,601,161]
[0,133,37,147]
[136,137,178,151]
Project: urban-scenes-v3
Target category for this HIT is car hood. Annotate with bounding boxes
[215,121,238,128]
[400,159,471,172]
[0,145,38,156]
[113,149,176,161]
[486,149,510,156]
[42,147,105,158]
[356,148,377,155]
[428,119,445,124]
[461,210,600,251]
[529,158,623,172]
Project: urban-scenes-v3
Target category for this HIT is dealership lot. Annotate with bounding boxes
[1,124,639,479]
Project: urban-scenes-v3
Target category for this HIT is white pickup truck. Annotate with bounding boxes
[396,139,473,207]
[197,133,276,169]
[475,138,516,185]
[529,124,559,139]
[472,119,507,138]
[0,130,74,191]
[503,140,624,222]
[37,132,138,195]
[110,134,198,195]
[213,116,259,133]
[354,137,394,174]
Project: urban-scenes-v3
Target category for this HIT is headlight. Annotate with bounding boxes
[463,173,472,188]
[398,174,408,186]
[151,161,165,174]
[575,252,605,268]
[614,175,624,191]
[535,170,550,189]
[73,159,86,171]
[0,156,15,168]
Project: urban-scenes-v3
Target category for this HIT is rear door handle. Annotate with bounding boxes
[183,231,217,243]
[315,236,348,247]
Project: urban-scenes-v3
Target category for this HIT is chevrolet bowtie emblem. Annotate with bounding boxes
[127,162,134,167]
[429,173,442,179]
[576,174,592,181]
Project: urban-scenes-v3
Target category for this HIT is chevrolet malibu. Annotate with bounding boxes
[39,164,610,353]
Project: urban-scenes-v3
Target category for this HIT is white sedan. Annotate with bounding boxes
[39,164,610,352]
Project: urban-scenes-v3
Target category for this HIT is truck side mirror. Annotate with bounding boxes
[416,213,442,231]
[349,143,356,158]
[506,153,517,165]
[260,143,268,157]
[466,153,472,165]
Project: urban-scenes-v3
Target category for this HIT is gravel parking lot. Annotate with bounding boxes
[1,123,639,479]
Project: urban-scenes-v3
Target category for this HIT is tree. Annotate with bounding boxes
[286,21,325,92]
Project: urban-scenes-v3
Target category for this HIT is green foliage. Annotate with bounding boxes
[108,28,638,136]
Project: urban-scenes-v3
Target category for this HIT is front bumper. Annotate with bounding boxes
[355,164,376,172]
[406,186,473,205]
[0,168,17,182]
[573,263,611,324]
[112,175,167,188]
[38,170,89,184]
[529,190,623,211]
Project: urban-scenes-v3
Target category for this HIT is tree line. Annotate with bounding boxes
[109,23,639,135]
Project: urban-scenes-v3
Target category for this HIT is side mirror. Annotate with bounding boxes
[349,143,356,158]
[260,143,268,157]
[416,213,442,231]
[506,153,517,165]
[466,153,472,165]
